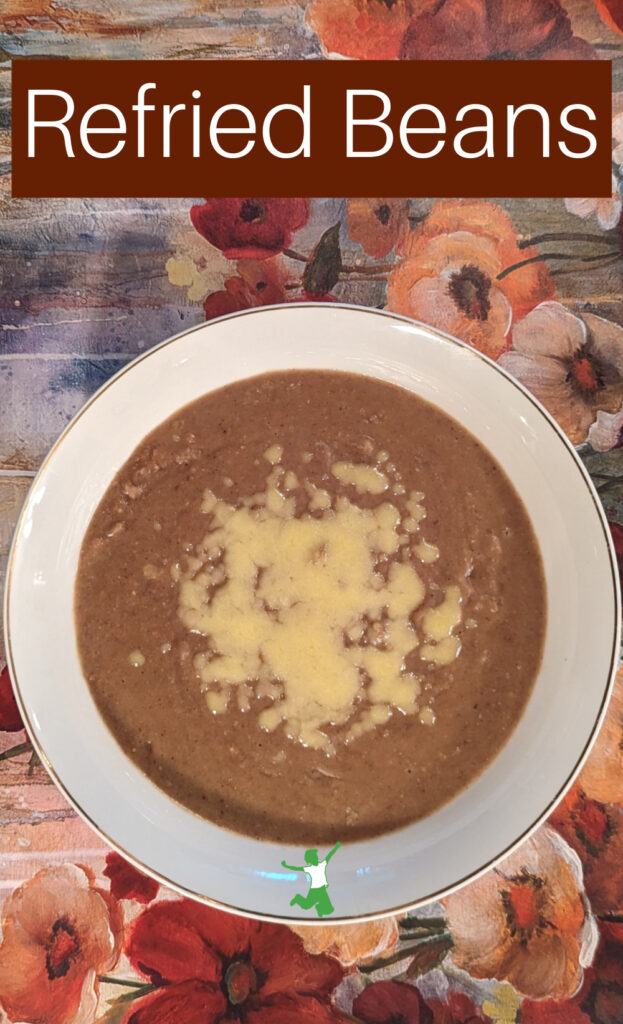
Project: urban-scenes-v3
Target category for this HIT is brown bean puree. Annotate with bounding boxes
[76,370,545,843]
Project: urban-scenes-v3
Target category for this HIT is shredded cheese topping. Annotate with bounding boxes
[175,447,462,751]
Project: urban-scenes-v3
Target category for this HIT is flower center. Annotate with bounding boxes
[225,960,258,1006]
[375,203,391,226]
[500,871,546,937]
[566,343,603,395]
[447,264,491,321]
[45,918,80,980]
[239,200,266,225]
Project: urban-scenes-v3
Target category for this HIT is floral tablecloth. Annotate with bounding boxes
[3,2,623,1023]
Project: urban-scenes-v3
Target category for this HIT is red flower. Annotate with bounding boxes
[203,259,287,321]
[103,852,159,904]
[594,0,623,37]
[306,0,415,60]
[399,0,595,60]
[581,921,623,1024]
[352,981,432,1024]
[520,1001,591,1024]
[549,785,623,916]
[427,992,493,1024]
[0,665,24,733]
[191,199,310,260]
[122,899,346,1024]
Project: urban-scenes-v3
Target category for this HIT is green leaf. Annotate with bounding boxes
[405,933,453,978]
[359,933,453,975]
[302,223,342,296]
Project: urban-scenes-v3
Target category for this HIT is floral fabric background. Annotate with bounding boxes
[2,1,623,1023]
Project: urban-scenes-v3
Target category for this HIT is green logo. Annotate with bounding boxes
[281,841,341,917]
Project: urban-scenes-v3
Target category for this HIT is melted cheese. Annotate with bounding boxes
[415,539,439,564]
[176,457,462,750]
[331,461,388,495]
[420,585,462,665]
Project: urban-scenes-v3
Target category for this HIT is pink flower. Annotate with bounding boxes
[588,407,623,451]
[499,302,623,444]
[0,865,121,1024]
[443,826,594,1000]
[565,177,622,231]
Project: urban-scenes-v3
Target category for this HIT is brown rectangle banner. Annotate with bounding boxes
[11,59,612,198]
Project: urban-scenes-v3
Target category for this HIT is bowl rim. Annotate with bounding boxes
[3,301,621,924]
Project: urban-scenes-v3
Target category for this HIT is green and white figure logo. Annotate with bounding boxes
[281,841,341,918]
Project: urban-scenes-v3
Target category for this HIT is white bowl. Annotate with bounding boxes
[4,304,620,922]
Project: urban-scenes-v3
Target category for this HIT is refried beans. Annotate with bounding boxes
[75,370,546,843]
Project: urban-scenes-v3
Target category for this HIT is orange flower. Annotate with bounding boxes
[579,665,623,804]
[347,199,410,259]
[306,0,417,59]
[443,826,593,1000]
[387,201,553,360]
[289,917,399,967]
[401,199,517,253]
[0,864,121,1024]
[400,200,554,317]
[400,200,515,263]
[387,233,512,359]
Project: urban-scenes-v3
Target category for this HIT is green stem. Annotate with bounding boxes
[283,248,395,276]
[338,262,396,276]
[98,976,151,990]
[498,249,620,281]
[340,275,389,283]
[283,248,308,264]
[359,933,453,974]
[399,914,446,931]
[519,232,618,249]
[0,741,32,762]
